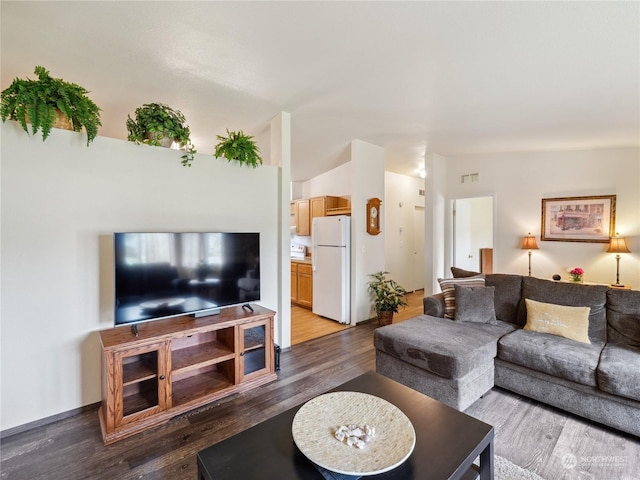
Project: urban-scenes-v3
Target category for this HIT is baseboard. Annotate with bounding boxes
[0,401,101,439]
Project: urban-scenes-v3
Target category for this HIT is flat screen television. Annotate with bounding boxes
[114,232,260,327]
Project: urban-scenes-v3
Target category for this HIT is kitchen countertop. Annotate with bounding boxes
[291,257,312,265]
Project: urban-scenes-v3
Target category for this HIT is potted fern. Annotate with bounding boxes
[367,271,408,326]
[1,65,101,145]
[126,103,196,167]
[214,129,263,168]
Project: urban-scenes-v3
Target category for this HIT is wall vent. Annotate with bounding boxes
[461,173,479,184]
[418,189,425,196]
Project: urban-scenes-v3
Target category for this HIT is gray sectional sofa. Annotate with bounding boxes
[374,270,640,437]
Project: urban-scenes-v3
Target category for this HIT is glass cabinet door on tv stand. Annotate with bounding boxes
[239,318,272,382]
[110,341,171,429]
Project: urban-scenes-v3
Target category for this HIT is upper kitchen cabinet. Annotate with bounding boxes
[292,199,311,236]
[292,196,351,236]
[312,196,351,217]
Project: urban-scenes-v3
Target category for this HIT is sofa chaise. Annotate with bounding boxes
[374,270,640,437]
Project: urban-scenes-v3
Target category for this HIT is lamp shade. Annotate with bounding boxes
[607,234,631,254]
[521,233,539,250]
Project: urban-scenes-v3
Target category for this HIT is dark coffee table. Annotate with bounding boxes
[197,371,494,479]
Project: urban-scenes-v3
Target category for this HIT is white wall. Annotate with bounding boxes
[350,140,385,323]
[424,153,447,294]
[270,112,292,352]
[302,162,352,198]
[0,122,280,431]
[443,148,640,287]
[384,172,425,291]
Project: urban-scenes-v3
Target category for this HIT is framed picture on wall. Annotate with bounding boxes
[541,195,616,243]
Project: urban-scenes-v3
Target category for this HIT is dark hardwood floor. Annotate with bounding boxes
[2,319,639,480]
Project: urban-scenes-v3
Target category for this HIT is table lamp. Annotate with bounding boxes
[607,233,631,287]
[521,232,539,276]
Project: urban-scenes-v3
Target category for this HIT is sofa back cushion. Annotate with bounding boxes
[485,274,523,324]
[519,276,608,342]
[606,288,640,347]
[450,266,481,278]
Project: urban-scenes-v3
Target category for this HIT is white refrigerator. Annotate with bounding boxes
[312,215,351,324]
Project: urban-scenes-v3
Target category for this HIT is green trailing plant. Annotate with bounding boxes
[126,103,196,167]
[0,65,101,145]
[214,129,263,168]
[368,271,408,315]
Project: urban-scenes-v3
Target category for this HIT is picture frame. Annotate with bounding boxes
[541,195,616,243]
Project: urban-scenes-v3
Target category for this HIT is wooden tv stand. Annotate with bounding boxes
[98,305,277,445]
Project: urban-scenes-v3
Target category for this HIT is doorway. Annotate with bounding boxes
[453,196,494,273]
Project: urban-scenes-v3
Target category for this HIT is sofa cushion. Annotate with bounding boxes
[597,344,640,402]
[454,285,497,324]
[497,329,604,387]
[451,266,481,278]
[606,289,640,347]
[485,274,523,325]
[374,315,515,379]
[438,275,485,319]
[524,299,590,344]
[518,276,608,342]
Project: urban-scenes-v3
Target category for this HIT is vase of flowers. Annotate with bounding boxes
[569,267,584,282]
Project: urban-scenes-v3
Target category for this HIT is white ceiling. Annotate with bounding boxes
[2,1,639,181]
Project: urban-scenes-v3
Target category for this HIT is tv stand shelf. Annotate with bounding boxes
[98,305,277,445]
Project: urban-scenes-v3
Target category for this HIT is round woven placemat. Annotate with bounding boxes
[292,391,415,475]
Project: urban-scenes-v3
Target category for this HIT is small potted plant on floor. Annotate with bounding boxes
[126,103,196,167]
[367,271,408,326]
[1,65,101,145]
[214,129,263,168]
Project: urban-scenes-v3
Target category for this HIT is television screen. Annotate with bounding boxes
[114,232,260,326]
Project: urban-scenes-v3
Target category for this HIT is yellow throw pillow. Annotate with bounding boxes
[524,299,591,344]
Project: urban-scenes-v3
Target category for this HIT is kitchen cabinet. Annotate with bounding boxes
[291,196,351,236]
[310,196,327,219]
[291,261,313,308]
[312,196,351,217]
[292,199,310,236]
[291,262,298,303]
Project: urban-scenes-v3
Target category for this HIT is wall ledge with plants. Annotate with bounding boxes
[0,66,101,145]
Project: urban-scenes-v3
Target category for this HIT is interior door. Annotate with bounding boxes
[453,196,494,273]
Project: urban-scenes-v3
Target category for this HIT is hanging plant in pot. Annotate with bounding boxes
[213,129,263,168]
[0,65,101,145]
[126,103,196,167]
[367,271,408,326]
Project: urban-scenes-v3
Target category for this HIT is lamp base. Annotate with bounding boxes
[611,283,626,288]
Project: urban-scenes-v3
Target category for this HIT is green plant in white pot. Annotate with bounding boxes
[126,103,196,167]
[367,271,408,326]
[1,65,101,145]
[214,129,263,168]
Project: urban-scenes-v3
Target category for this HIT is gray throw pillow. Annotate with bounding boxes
[454,284,498,324]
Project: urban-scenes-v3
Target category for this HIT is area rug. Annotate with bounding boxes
[317,454,547,480]
[495,454,547,480]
